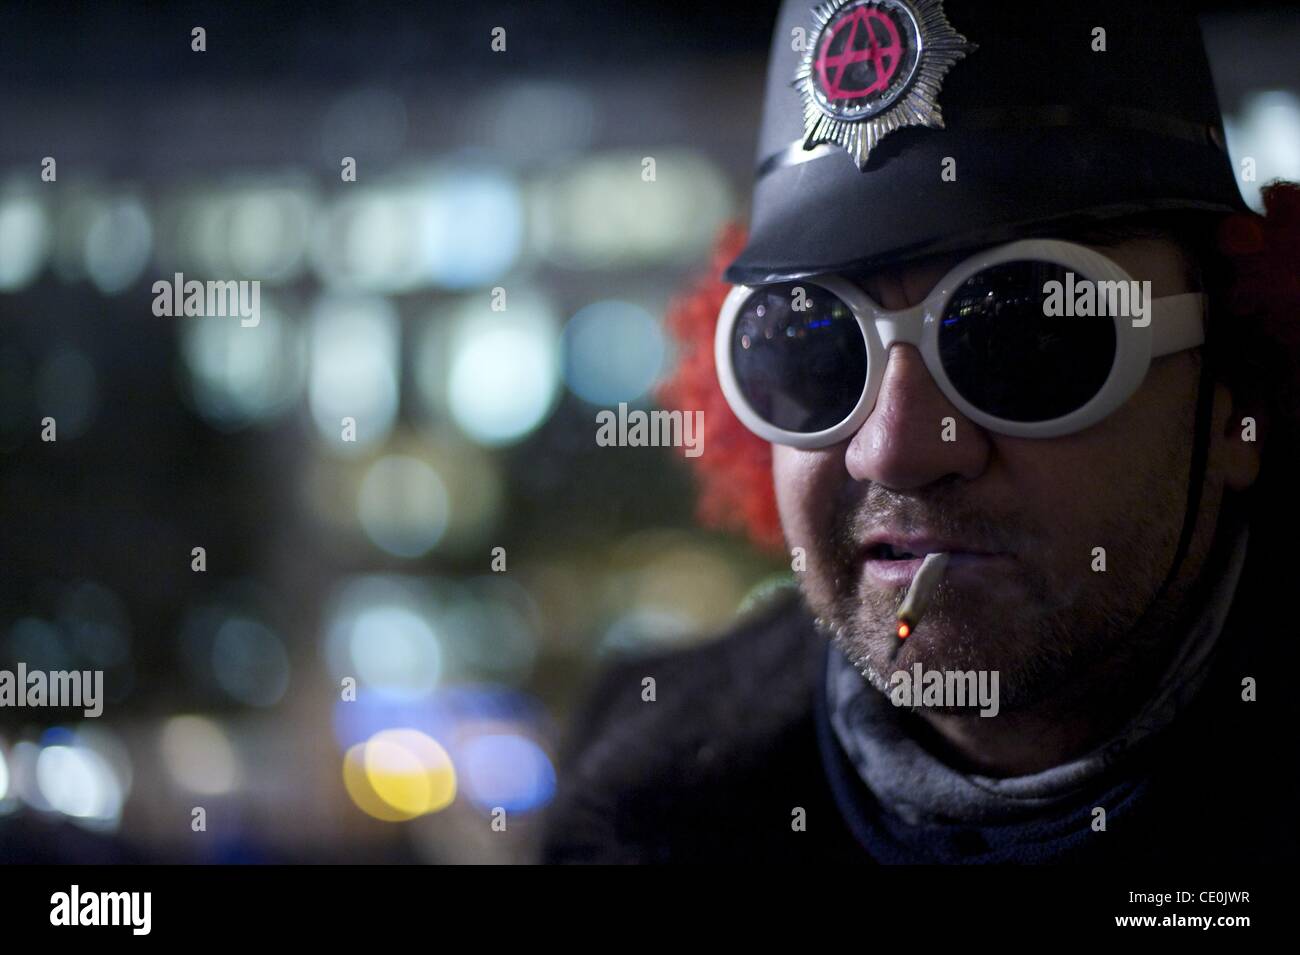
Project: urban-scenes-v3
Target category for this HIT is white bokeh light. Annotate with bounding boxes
[181,299,305,429]
[35,744,123,823]
[226,184,314,282]
[349,604,442,698]
[418,169,524,288]
[308,295,400,453]
[443,295,561,446]
[161,716,239,795]
[323,577,444,701]
[84,197,153,294]
[357,454,450,558]
[0,190,50,291]
[563,300,665,405]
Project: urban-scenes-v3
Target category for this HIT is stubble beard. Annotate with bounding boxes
[797,471,1189,715]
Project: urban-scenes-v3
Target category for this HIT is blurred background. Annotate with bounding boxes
[0,0,1297,863]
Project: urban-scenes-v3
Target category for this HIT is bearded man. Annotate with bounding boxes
[542,0,1300,864]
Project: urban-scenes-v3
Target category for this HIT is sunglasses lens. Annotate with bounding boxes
[729,283,867,434]
[939,262,1117,422]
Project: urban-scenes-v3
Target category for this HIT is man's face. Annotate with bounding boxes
[775,236,1258,712]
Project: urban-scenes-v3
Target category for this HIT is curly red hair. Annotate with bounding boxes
[658,223,783,551]
[660,183,1300,551]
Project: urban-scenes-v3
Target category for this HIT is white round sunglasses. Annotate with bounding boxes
[714,238,1206,447]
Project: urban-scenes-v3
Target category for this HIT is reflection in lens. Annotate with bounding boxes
[939,262,1116,423]
[730,283,866,434]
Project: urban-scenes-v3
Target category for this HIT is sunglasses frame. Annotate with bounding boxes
[714,238,1207,448]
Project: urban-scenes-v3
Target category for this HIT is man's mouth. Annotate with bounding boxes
[867,543,928,560]
[860,537,1013,587]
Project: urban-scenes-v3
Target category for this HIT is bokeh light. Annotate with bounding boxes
[342,743,410,822]
[562,299,665,404]
[75,725,134,802]
[331,683,547,752]
[357,454,450,558]
[34,742,124,826]
[629,540,746,626]
[420,168,524,288]
[181,298,305,430]
[211,617,291,707]
[8,742,44,812]
[225,182,315,282]
[420,438,505,553]
[329,683,556,820]
[343,729,456,822]
[0,186,50,290]
[310,168,522,292]
[308,295,400,453]
[349,606,441,698]
[161,715,239,795]
[323,576,443,700]
[310,187,415,292]
[50,188,106,282]
[460,734,555,813]
[179,594,289,708]
[162,191,233,276]
[531,150,732,269]
[84,196,152,294]
[599,533,749,653]
[364,729,456,816]
[438,293,562,446]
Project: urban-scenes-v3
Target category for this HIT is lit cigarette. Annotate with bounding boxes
[894,552,950,648]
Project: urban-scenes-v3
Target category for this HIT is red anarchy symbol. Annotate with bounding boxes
[816,6,903,101]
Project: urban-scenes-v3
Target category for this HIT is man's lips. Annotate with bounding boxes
[861,552,1014,587]
[861,535,1000,559]
[859,536,1013,587]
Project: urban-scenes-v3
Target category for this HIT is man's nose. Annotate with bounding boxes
[844,271,990,489]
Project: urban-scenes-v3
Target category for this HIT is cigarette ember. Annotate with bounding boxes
[893,552,950,653]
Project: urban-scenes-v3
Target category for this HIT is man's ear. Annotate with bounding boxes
[1215,381,1262,491]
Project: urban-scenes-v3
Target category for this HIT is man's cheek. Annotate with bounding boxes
[774,463,835,553]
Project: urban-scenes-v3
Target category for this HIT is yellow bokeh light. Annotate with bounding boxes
[343,743,416,822]
[342,729,456,822]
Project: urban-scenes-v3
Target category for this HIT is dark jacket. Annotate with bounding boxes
[541,527,1297,864]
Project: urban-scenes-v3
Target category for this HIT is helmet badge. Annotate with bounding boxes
[794,0,975,170]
